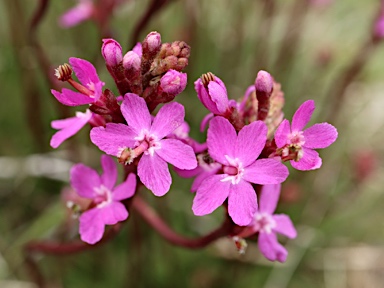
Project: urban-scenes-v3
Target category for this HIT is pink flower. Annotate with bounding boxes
[70,155,136,244]
[274,100,338,170]
[239,184,297,262]
[52,58,105,106]
[90,93,197,196]
[192,116,289,226]
[194,73,230,115]
[50,109,93,148]
[59,0,94,28]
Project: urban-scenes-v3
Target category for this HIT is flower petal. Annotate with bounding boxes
[70,163,100,198]
[290,147,322,171]
[195,79,221,115]
[59,0,93,28]
[79,209,105,245]
[99,202,128,225]
[121,93,151,132]
[138,153,171,196]
[303,123,338,149]
[50,111,92,148]
[191,166,221,192]
[51,89,94,106]
[228,180,257,226]
[274,119,291,148]
[259,184,281,214]
[258,232,288,262]
[69,57,103,89]
[207,80,228,114]
[200,113,214,132]
[100,155,117,190]
[273,214,297,239]
[150,102,185,139]
[192,174,231,216]
[90,123,136,156]
[113,173,137,201]
[291,100,315,132]
[244,159,288,184]
[156,139,197,170]
[236,120,267,167]
[207,116,237,165]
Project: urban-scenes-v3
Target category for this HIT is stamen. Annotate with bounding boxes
[55,63,73,81]
[201,72,215,87]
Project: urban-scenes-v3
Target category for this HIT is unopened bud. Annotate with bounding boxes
[160,70,187,96]
[143,32,162,53]
[255,70,274,121]
[55,63,73,81]
[101,38,123,67]
[123,51,141,71]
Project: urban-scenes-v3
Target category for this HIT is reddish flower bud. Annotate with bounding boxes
[123,51,141,71]
[255,70,274,121]
[143,32,162,53]
[160,70,187,96]
[101,39,123,67]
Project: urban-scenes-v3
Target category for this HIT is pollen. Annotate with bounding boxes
[55,63,73,81]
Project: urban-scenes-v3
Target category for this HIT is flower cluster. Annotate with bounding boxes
[51,32,337,262]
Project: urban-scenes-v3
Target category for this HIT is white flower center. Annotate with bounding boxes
[253,213,276,234]
[135,130,161,157]
[94,185,112,208]
[221,156,244,185]
[288,130,305,148]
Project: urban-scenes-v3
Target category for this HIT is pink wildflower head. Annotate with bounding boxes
[274,100,338,170]
[102,39,123,67]
[70,155,136,244]
[239,184,297,262]
[160,70,187,96]
[194,73,230,115]
[90,93,197,196]
[50,109,93,148]
[192,116,289,226]
[59,0,94,28]
[52,57,105,106]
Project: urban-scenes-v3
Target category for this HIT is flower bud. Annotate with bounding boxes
[132,42,143,57]
[194,72,229,115]
[123,51,141,71]
[143,32,162,53]
[123,51,142,95]
[101,39,123,67]
[160,70,187,96]
[255,70,274,121]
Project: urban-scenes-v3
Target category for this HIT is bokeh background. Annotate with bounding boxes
[1,0,384,287]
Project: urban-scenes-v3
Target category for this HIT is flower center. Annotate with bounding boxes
[288,130,305,147]
[221,156,244,185]
[93,185,112,208]
[254,213,276,234]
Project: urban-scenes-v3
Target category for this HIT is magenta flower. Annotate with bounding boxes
[274,100,338,170]
[50,109,93,148]
[52,57,105,106]
[192,116,289,226]
[70,155,136,244]
[239,184,297,262]
[90,93,197,196]
[59,0,94,28]
[195,73,230,115]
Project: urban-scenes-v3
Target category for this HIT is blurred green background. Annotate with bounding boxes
[1,0,384,287]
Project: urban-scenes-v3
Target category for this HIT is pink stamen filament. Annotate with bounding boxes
[67,78,94,97]
[223,166,238,176]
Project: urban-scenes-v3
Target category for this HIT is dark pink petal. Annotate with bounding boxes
[274,119,291,148]
[121,93,151,132]
[50,111,92,148]
[227,180,257,226]
[156,139,197,170]
[200,113,214,132]
[99,202,128,225]
[273,214,297,239]
[303,123,338,149]
[59,0,93,28]
[51,89,93,106]
[258,232,288,262]
[207,117,237,165]
[113,173,137,201]
[192,174,231,216]
[291,100,315,132]
[191,166,221,192]
[132,42,142,57]
[259,184,281,214]
[151,102,185,139]
[244,159,288,184]
[100,155,117,190]
[174,166,201,178]
[90,124,136,156]
[138,153,171,197]
[70,163,100,198]
[207,81,229,114]
[79,209,105,245]
[239,85,255,112]
[69,57,103,88]
[290,147,322,171]
[236,121,267,167]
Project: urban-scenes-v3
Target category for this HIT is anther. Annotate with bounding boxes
[55,63,73,81]
[201,72,215,87]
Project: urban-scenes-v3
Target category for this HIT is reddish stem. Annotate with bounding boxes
[132,196,237,248]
